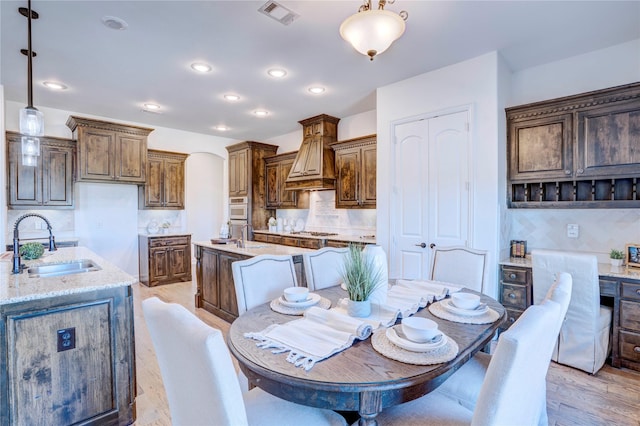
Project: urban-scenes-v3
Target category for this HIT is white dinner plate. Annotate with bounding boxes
[278,292,321,308]
[441,299,488,317]
[386,325,447,352]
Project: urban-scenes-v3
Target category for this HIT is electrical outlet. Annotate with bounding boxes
[567,224,579,238]
[57,327,76,352]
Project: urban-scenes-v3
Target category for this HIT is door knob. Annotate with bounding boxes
[415,242,426,248]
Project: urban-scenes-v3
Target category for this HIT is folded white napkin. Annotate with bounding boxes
[395,279,463,298]
[244,306,372,371]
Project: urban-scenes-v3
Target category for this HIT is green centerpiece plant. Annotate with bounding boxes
[610,248,624,267]
[341,244,383,317]
[19,242,45,260]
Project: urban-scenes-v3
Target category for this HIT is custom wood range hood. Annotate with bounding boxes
[284,114,340,191]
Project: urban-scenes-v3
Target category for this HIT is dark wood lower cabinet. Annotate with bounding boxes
[139,234,192,286]
[499,263,640,372]
[0,286,135,425]
[194,244,306,322]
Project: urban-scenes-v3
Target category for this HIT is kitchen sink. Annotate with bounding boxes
[28,259,102,278]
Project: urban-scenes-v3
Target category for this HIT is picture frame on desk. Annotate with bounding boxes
[625,244,640,269]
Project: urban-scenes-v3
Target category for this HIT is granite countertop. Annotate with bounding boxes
[1,247,138,305]
[194,240,315,256]
[252,230,376,245]
[500,257,640,280]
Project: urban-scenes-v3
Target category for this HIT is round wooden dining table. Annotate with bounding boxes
[227,285,506,426]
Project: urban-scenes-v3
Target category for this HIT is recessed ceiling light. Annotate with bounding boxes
[308,86,325,94]
[214,125,230,131]
[43,81,67,90]
[143,103,161,110]
[254,110,269,117]
[267,68,287,78]
[101,15,128,30]
[191,62,212,73]
[224,94,240,102]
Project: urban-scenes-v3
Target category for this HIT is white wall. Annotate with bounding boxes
[0,85,6,251]
[185,152,224,245]
[504,39,640,262]
[377,52,503,297]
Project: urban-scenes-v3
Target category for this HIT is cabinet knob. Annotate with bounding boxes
[636,289,640,296]
[509,317,515,323]
[509,273,517,279]
[634,346,640,354]
[508,293,516,299]
[565,170,571,175]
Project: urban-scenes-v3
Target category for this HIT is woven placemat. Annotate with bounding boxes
[270,297,331,315]
[428,300,500,324]
[371,330,459,365]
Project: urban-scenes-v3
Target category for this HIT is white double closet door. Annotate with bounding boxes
[391,109,472,280]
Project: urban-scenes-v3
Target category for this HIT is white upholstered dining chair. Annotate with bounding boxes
[532,249,612,374]
[374,279,569,426]
[232,254,299,315]
[434,272,572,424]
[430,246,488,293]
[142,297,347,426]
[303,247,349,291]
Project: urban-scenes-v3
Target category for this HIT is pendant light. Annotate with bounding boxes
[19,0,43,166]
[340,0,408,61]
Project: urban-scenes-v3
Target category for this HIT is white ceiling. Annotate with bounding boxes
[2,1,639,141]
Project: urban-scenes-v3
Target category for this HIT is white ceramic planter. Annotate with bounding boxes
[347,299,371,317]
[610,258,623,267]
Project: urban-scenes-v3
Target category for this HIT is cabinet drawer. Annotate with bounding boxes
[621,281,640,302]
[504,308,524,329]
[599,279,617,297]
[501,267,529,284]
[280,237,300,247]
[149,236,190,247]
[253,234,269,243]
[501,283,528,309]
[620,300,640,331]
[619,330,640,363]
[299,238,322,249]
[267,235,282,244]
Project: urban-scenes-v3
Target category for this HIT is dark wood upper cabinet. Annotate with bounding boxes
[138,150,188,210]
[228,148,249,197]
[6,131,75,209]
[66,116,153,184]
[506,82,640,208]
[265,152,298,209]
[332,134,377,209]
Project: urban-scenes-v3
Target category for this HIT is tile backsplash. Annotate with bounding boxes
[504,208,640,263]
[276,191,376,236]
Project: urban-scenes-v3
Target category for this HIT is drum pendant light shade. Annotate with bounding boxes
[340,9,405,60]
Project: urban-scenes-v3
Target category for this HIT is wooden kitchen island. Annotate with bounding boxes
[0,247,137,426]
[193,241,314,322]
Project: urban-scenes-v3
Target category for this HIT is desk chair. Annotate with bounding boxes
[430,246,488,293]
[532,249,612,374]
[375,277,568,426]
[142,297,346,426]
[232,254,298,315]
[303,247,349,291]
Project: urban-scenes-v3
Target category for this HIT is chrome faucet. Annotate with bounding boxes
[236,223,252,248]
[13,213,57,274]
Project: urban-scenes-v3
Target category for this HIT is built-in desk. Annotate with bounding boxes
[499,258,640,372]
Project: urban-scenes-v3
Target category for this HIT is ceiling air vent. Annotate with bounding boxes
[258,1,299,26]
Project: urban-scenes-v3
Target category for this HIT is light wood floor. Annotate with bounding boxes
[132,280,640,426]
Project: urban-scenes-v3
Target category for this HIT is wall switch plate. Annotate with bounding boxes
[567,224,579,238]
